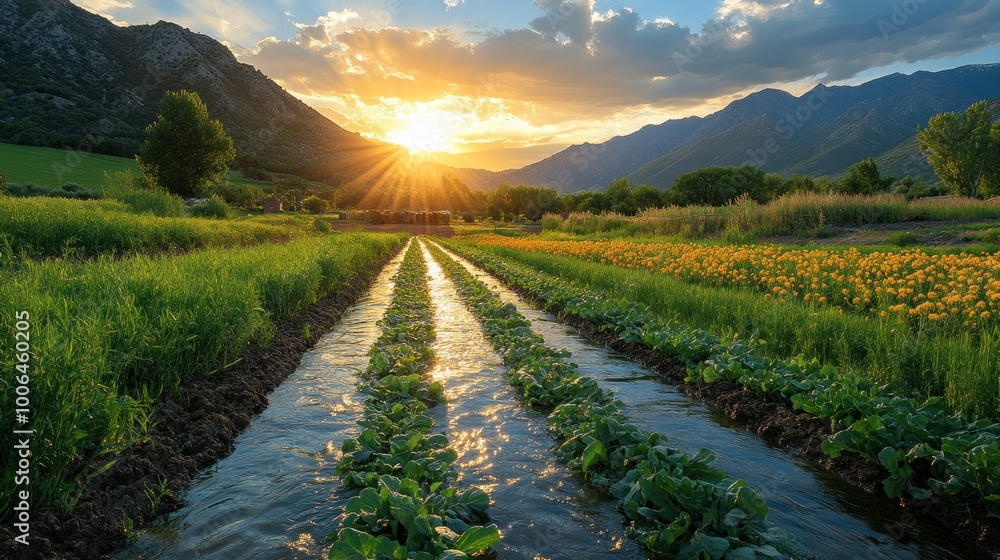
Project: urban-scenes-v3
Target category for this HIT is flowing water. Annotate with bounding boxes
[430,241,988,560]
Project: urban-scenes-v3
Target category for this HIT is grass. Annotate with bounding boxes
[0,196,297,259]
[458,242,998,421]
[544,192,1000,240]
[0,142,139,188]
[0,232,406,515]
[886,231,919,247]
[0,142,283,191]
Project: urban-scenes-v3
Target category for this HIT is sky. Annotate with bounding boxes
[74,0,1000,170]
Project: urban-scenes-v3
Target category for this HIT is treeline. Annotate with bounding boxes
[473,157,933,220]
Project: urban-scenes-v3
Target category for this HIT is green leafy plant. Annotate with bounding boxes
[328,242,500,559]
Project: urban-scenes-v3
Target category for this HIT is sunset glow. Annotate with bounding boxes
[385,110,460,155]
[73,0,1000,169]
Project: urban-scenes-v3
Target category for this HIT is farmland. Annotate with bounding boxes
[3,197,1000,560]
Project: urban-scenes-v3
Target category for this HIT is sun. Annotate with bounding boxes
[385,111,458,154]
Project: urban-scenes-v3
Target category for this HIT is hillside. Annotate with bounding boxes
[487,64,1000,192]
[0,0,492,201]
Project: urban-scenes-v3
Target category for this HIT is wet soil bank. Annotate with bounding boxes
[492,270,1000,559]
[0,247,403,560]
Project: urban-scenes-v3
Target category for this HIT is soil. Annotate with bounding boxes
[0,247,402,560]
[501,280,1000,559]
[769,218,999,247]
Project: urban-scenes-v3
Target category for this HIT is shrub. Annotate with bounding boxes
[189,195,233,219]
[4,182,99,200]
[302,195,328,214]
[886,232,919,247]
[208,181,264,210]
[314,218,331,233]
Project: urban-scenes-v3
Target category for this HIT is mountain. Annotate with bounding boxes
[486,63,1000,192]
[0,0,493,202]
[485,117,704,193]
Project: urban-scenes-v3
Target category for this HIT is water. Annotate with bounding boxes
[116,244,409,559]
[418,240,644,560]
[430,240,988,560]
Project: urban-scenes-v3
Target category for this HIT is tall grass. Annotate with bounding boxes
[545,193,1000,238]
[0,232,406,515]
[465,243,999,421]
[0,197,293,258]
[97,171,188,217]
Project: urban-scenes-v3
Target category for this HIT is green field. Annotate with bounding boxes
[0,142,139,187]
[0,142,273,190]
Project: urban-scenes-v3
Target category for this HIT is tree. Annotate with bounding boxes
[302,196,328,214]
[488,183,560,220]
[629,184,663,213]
[670,166,767,207]
[137,90,236,198]
[605,178,634,214]
[917,100,1000,198]
[835,158,895,195]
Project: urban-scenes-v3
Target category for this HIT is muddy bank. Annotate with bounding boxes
[499,278,1000,559]
[769,218,1000,247]
[0,247,402,560]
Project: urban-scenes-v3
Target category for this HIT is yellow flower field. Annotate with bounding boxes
[472,235,1000,333]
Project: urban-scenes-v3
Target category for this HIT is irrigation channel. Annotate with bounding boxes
[116,237,986,559]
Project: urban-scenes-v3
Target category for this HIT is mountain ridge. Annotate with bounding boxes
[482,63,1000,192]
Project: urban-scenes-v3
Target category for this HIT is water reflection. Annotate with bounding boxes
[419,240,644,560]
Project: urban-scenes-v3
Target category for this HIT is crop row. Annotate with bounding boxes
[425,241,799,559]
[329,240,500,560]
[470,235,1000,334]
[0,232,405,516]
[0,196,295,259]
[445,241,1000,518]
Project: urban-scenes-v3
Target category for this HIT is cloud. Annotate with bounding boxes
[238,0,1000,149]
[72,0,132,24]
[73,0,133,10]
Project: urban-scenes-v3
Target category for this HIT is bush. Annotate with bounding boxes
[302,195,328,214]
[189,195,233,219]
[313,218,332,233]
[4,182,99,200]
[241,166,272,181]
[886,232,919,247]
[207,181,263,211]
